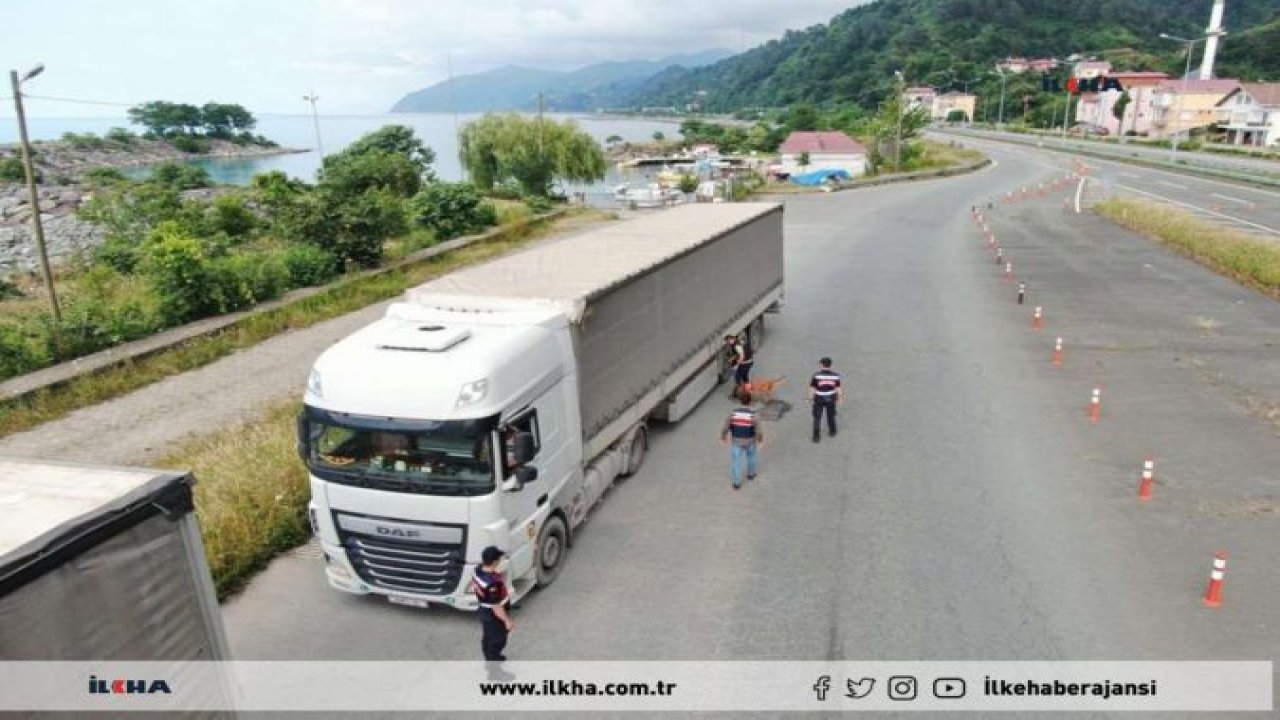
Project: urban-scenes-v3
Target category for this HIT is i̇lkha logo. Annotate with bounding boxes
[89,675,172,695]
[1042,74,1125,94]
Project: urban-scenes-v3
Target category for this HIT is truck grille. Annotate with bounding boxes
[334,515,466,595]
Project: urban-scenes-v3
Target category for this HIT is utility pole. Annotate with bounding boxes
[996,68,1007,129]
[894,70,905,172]
[9,65,60,321]
[1160,33,1201,162]
[447,52,462,179]
[302,92,324,162]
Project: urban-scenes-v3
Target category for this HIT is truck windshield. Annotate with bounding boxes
[302,408,497,496]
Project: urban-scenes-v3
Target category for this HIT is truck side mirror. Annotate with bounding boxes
[512,432,536,464]
[501,465,538,493]
[295,413,310,460]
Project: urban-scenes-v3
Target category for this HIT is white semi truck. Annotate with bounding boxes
[299,203,784,610]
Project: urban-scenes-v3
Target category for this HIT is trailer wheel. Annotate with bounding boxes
[620,426,648,478]
[535,515,568,587]
[749,315,765,351]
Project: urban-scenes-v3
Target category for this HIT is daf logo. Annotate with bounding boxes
[376,526,421,538]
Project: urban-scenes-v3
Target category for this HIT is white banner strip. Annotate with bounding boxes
[0,661,1270,712]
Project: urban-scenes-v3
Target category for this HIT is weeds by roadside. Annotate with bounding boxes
[0,209,609,439]
[1095,198,1280,298]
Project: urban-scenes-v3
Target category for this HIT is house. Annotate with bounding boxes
[1027,58,1060,73]
[997,57,1029,74]
[778,131,868,177]
[1073,60,1112,79]
[902,86,936,114]
[1215,83,1280,147]
[934,91,977,122]
[1074,71,1169,135]
[1150,78,1241,139]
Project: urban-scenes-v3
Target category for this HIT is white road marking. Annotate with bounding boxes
[1211,193,1251,205]
[1158,180,1188,190]
[1116,184,1280,237]
[1119,172,1140,179]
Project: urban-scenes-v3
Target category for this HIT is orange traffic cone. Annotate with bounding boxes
[1089,387,1101,423]
[1031,306,1044,330]
[1052,337,1064,367]
[1203,552,1227,608]
[1138,458,1155,501]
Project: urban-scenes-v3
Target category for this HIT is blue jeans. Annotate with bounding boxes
[730,441,758,487]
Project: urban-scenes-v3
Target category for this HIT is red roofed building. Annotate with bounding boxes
[1216,83,1280,147]
[778,131,868,177]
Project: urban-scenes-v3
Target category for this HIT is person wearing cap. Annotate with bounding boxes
[808,357,843,443]
[472,546,514,662]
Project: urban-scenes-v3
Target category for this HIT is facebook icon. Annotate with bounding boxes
[813,675,832,701]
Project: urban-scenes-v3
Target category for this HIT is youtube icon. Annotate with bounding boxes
[933,678,966,699]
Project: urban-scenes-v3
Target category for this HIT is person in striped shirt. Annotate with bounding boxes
[809,357,843,443]
[720,389,764,489]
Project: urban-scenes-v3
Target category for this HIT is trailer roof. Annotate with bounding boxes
[0,459,190,570]
[408,203,782,321]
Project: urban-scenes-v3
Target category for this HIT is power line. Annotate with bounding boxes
[22,93,135,108]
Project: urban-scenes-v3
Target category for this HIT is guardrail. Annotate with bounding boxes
[935,128,1280,190]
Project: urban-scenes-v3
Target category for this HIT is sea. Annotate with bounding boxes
[0,112,681,194]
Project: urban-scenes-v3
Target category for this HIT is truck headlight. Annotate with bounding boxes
[307,368,324,399]
[456,379,489,407]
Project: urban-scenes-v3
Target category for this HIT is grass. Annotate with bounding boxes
[0,209,611,438]
[1095,198,1280,298]
[159,399,309,599]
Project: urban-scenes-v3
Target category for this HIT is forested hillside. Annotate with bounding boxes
[630,0,1280,112]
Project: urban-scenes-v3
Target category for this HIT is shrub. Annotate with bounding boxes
[82,167,128,185]
[0,323,49,379]
[0,275,22,300]
[208,193,258,238]
[281,244,340,287]
[170,135,210,154]
[209,254,279,312]
[151,162,211,190]
[676,174,699,194]
[61,132,107,150]
[524,194,554,214]
[0,157,29,183]
[408,182,498,241]
[139,226,217,324]
[106,127,137,146]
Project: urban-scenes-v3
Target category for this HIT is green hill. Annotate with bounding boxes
[628,0,1280,112]
[390,50,731,113]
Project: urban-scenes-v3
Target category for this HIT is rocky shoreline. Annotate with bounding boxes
[0,138,303,275]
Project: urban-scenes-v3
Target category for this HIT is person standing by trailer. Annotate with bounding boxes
[472,546,514,662]
[721,389,764,489]
[725,334,754,398]
[809,357,843,443]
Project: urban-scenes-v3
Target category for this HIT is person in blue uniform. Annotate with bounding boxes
[472,546,514,662]
[809,357,843,443]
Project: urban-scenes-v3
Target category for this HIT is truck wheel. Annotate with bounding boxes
[535,515,568,587]
[749,315,765,351]
[620,426,647,477]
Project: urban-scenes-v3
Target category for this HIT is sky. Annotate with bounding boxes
[1,0,864,119]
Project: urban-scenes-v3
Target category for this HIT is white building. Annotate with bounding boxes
[778,131,868,177]
[1216,83,1280,147]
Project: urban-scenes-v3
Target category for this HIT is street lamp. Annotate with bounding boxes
[995,67,1008,129]
[894,70,905,172]
[1159,33,1203,161]
[302,92,324,164]
[7,63,60,321]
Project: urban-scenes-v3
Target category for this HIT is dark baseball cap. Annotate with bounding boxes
[481,546,506,564]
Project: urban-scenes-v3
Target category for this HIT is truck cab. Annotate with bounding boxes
[300,301,580,609]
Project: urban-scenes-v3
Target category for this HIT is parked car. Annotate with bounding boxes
[1068,123,1110,136]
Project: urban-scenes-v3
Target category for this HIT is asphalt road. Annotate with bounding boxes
[937,131,1280,239]
[944,127,1280,183]
[220,144,1280,716]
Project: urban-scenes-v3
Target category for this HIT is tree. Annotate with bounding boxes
[150,162,211,191]
[460,114,606,196]
[676,174,699,194]
[127,101,203,137]
[201,103,256,138]
[338,125,436,178]
[652,131,666,141]
[319,150,424,200]
[605,134,624,146]
[797,151,811,172]
[408,182,498,241]
[946,109,970,123]
[1112,91,1132,136]
[786,103,819,131]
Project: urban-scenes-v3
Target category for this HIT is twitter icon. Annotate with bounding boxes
[846,677,876,699]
